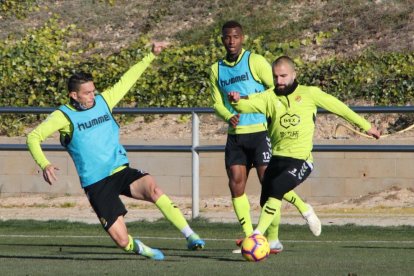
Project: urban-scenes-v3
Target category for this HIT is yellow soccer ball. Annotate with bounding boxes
[241,234,270,262]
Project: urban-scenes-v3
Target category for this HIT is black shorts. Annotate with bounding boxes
[225,131,272,169]
[261,156,313,204]
[84,167,149,231]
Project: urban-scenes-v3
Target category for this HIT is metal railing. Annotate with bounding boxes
[1,106,414,218]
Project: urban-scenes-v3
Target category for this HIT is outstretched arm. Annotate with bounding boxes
[102,41,170,109]
[229,90,271,116]
[312,88,381,139]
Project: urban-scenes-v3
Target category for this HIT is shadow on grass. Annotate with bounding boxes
[0,242,244,262]
[0,242,114,249]
[0,254,136,261]
[342,245,414,250]
[158,247,245,262]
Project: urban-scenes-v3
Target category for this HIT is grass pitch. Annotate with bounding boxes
[0,219,413,275]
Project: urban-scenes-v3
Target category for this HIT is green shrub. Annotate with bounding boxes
[0,0,39,19]
[1,17,413,136]
[298,52,414,105]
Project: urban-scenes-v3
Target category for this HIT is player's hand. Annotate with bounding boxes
[366,125,381,139]
[229,114,240,128]
[43,164,59,185]
[228,91,241,102]
[151,41,170,55]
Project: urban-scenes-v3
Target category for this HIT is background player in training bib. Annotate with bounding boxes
[210,21,321,253]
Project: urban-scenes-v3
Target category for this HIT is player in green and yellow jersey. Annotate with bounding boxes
[228,56,381,245]
[27,42,205,261]
[210,21,321,253]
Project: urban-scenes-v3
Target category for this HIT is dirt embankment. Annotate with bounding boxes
[1,186,413,227]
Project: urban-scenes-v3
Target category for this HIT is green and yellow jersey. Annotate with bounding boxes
[210,48,274,134]
[27,52,155,170]
[231,85,372,163]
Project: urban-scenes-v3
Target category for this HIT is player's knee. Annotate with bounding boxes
[228,181,246,197]
[108,231,130,248]
[145,176,163,202]
[228,176,246,189]
[151,186,164,201]
[116,236,130,248]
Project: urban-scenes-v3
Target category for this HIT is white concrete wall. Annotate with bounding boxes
[1,137,413,203]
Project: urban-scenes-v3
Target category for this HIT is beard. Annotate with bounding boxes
[275,80,298,96]
[276,84,289,94]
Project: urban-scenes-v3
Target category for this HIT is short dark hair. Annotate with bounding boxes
[67,72,93,92]
[221,20,243,33]
[272,56,296,70]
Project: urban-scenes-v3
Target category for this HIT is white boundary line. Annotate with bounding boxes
[0,234,412,243]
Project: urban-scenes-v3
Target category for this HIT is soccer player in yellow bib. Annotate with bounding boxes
[27,42,205,261]
[210,21,321,253]
[228,56,381,246]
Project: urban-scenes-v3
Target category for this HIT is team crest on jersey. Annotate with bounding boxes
[295,95,302,102]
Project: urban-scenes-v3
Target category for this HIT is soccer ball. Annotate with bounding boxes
[241,234,270,262]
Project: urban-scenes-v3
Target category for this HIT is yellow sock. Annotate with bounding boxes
[283,190,309,214]
[232,194,253,236]
[155,194,188,231]
[123,235,137,253]
[266,215,280,241]
[256,197,281,235]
